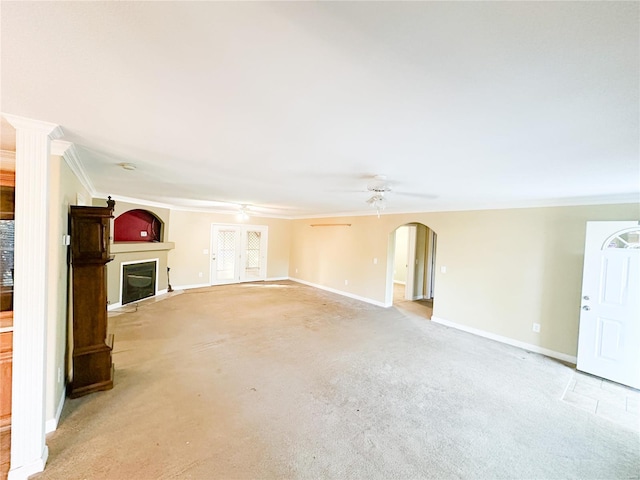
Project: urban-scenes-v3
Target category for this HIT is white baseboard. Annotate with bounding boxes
[431,316,577,364]
[290,277,386,308]
[172,283,210,291]
[266,276,289,281]
[108,288,171,311]
[7,445,48,480]
[45,387,66,433]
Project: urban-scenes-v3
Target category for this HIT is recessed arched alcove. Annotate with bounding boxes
[114,209,163,242]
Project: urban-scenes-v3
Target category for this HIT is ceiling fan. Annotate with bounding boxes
[364,175,436,217]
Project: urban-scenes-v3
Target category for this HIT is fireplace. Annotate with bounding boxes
[122,261,156,305]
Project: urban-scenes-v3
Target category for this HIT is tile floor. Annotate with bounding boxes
[562,370,640,431]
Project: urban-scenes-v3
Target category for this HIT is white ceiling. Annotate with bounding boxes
[1,1,638,217]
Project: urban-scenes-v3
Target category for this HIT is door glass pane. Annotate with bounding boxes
[245,231,261,279]
[606,229,640,249]
[217,230,237,280]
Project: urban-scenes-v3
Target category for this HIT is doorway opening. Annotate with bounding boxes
[387,223,436,320]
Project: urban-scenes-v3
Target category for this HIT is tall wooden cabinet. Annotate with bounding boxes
[68,197,116,398]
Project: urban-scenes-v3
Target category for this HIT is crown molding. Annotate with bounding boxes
[92,192,293,219]
[93,193,175,210]
[60,142,96,195]
[290,193,640,220]
[50,139,72,157]
[2,113,63,139]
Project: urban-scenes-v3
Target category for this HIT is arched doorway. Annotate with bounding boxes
[386,223,437,319]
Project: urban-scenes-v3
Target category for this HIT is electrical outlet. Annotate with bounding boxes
[295,268,298,274]
[140,231,148,237]
[373,257,378,264]
[532,323,541,333]
[203,249,209,255]
[344,279,349,286]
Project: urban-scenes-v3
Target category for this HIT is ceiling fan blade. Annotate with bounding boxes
[393,191,438,199]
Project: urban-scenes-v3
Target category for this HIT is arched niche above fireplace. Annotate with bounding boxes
[114,209,163,242]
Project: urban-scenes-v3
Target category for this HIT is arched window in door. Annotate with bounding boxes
[605,229,640,249]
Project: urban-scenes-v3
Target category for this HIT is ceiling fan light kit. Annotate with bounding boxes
[367,193,387,218]
[364,174,437,217]
[236,205,250,221]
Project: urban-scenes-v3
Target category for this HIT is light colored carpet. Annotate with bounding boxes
[33,281,639,479]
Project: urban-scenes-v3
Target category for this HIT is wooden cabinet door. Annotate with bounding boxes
[0,330,12,429]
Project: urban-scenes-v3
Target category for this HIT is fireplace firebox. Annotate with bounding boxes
[122,261,156,305]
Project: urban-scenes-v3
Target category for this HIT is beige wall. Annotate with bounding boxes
[290,218,388,300]
[289,203,639,357]
[167,210,291,287]
[47,155,91,424]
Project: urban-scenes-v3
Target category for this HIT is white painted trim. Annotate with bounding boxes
[431,316,577,364]
[92,192,292,219]
[108,288,170,311]
[107,302,122,311]
[60,143,96,196]
[393,280,406,285]
[6,115,60,480]
[50,139,71,157]
[266,277,289,281]
[7,448,48,480]
[45,389,65,434]
[290,194,640,219]
[173,283,210,290]
[90,189,639,221]
[3,113,62,137]
[289,277,387,308]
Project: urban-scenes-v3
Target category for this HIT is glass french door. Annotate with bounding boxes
[211,225,267,285]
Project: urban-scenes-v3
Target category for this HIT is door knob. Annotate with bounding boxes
[582,305,591,311]
[583,295,590,301]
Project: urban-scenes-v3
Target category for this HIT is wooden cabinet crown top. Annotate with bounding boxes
[70,197,115,264]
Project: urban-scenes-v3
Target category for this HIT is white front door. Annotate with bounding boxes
[211,224,268,285]
[577,221,640,389]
